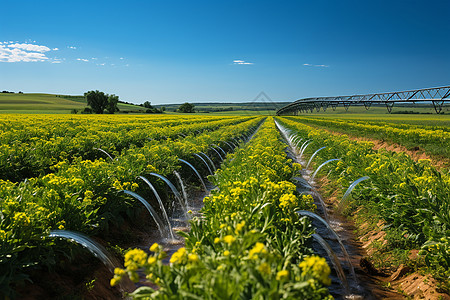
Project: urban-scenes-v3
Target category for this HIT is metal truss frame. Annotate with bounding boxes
[276,86,450,115]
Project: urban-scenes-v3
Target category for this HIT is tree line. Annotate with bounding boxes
[84,90,119,114]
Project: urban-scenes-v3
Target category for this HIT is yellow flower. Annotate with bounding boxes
[114,268,126,276]
[84,190,94,199]
[170,247,187,264]
[113,180,123,190]
[214,237,220,244]
[248,242,267,260]
[147,256,157,265]
[58,224,64,230]
[276,270,289,281]
[223,235,236,245]
[124,249,147,269]
[299,256,331,285]
[235,221,245,234]
[110,277,120,286]
[279,193,297,209]
[13,212,30,226]
[188,253,199,263]
[292,162,302,171]
[223,250,230,256]
[150,243,159,252]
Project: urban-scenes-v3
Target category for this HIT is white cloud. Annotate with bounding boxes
[0,44,49,62]
[91,57,97,60]
[0,42,60,63]
[233,59,253,65]
[76,58,89,62]
[52,60,61,64]
[97,63,105,66]
[53,48,59,51]
[8,43,51,53]
[67,46,77,49]
[119,57,124,60]
[303,63,329,68]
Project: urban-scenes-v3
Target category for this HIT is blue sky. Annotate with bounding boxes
[0,0,449,104]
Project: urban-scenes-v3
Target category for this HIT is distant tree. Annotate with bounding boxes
[106,94,120,114]
[85,90,108,114]
[143,101,152,108]
[161,106,166,112]
[178,102,195,113]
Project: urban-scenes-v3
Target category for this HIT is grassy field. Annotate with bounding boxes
[159,101,290,114]
[0,93,144,113]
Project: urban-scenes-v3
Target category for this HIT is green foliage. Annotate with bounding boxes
[178,102,195,113]
[287,116,450,159]
[106,94,119,114]
[85,90,108,114]
[84,91,120,114]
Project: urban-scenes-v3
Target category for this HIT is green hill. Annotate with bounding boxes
[0,93,144,114]
[0,92,291,115]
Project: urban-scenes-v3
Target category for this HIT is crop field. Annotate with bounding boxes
[1,113,449,299]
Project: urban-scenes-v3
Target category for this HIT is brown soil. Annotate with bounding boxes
[13,213,159,300]
[16,258,132,300]
[325,129,449,170]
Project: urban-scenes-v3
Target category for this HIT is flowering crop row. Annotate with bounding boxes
[0,114,253,182]
[284,116,450,159]
[278,117,450,288]
[113,118,333,299]
[0,115,262,298]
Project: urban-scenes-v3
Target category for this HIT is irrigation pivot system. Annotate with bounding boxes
[276,85,450,115]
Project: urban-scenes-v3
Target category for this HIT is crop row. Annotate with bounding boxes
[0,116,262,298]
[278,117,450,288]
[308,117,450,132]
[113,118,333,299]
[0,115,253,182]
[284,116,450,159]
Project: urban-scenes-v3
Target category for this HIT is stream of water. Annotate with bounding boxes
[275,120,387,300]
